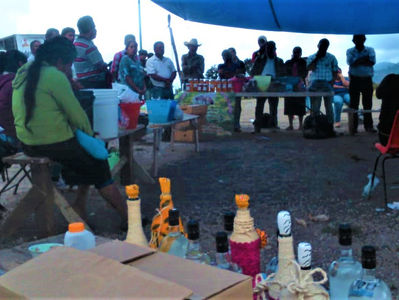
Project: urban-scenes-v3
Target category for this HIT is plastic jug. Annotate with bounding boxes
[64,222,95,250]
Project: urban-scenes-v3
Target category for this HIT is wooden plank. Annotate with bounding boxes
[2,153,50,165]
[0,187,44,240]
[133,158,155,184]
[110,156,128,177]
[52,188,91,231]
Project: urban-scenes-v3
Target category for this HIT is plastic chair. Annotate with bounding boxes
[370,110,399,208]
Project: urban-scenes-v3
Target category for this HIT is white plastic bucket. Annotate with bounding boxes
[91,89,119,139]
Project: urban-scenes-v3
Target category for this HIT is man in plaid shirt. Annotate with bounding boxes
[307,38,338,124]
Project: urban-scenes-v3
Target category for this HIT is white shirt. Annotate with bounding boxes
[146,55,176,87]
[261,58,276,78]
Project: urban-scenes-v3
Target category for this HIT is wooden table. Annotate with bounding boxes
[0,234,111,272]
[235,91,334,98]
[149,114,200,177]
[104,125,154,184]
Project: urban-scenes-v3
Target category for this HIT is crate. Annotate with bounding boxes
[180,105,207,126]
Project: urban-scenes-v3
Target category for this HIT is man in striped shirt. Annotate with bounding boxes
[74,16,108,88]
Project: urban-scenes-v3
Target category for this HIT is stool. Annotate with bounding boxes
[0,153,90,239]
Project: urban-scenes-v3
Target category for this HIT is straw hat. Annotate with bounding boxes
[184,38,201,47]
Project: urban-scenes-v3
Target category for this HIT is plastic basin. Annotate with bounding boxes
[28,243,63,258]
[146,100,177,124]
[254,76,272,92]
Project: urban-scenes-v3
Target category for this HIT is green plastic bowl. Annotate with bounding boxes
[254,75,272,92]
[28,243,63,258]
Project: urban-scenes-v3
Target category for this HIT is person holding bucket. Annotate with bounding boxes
[12,37,128,229]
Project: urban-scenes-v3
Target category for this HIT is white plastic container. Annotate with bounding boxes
[91,89,119,139]
[64,222,95,250]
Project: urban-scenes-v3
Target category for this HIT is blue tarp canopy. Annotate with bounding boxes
[151,0,399,34]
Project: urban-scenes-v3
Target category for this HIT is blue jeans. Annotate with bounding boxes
[309,81,334,124]
[333,93,350,123]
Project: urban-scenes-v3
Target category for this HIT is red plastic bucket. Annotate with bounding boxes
[230,77,247,92]
[119,102,143,129]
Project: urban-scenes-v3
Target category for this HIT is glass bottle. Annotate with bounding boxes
[223,211,235,238]
[185,220,210,264]
[348,246,392,300]
[124,185,148,247]
[267,210,297,300]
[329,223,362,300]
[229,194,260,277]
[159,208,188,258]
[215,231,242,273]
[265,229,279,276]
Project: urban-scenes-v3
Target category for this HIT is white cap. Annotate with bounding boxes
[277,211,291,236]
[298,242,312,268]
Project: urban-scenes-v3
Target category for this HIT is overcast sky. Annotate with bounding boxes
[1,0,399,76]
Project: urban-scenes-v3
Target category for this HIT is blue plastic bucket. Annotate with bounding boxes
[146,100,177,123]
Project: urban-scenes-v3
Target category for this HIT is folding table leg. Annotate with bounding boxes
[152,128,161,177]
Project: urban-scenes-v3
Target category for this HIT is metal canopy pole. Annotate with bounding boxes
[138,0,143,50]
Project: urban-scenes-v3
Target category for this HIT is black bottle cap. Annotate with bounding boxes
[361,245,376,269]
[339,223,352,246]
[216,231,229,253]
[168,208,179,226]
[187,220,200,240]
[224,212,235,232]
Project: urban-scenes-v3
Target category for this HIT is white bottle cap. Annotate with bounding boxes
[298,242,312,268]
[277,211,291,236]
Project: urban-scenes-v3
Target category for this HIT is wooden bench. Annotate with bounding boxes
[342,108,381,135]
[0,153,90,240]
[149,114,200,177]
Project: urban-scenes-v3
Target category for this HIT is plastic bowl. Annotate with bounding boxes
[28,243,63,258]
[254,75,272,92]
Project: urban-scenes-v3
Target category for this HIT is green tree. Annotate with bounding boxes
[205,65,218,79]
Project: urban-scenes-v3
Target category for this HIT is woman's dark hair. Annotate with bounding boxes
[125,40,137,51]
[0,52,6,74]
[24,36,76,131]
[4,50,27,73]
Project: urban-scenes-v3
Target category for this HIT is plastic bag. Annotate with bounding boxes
[362,173,380,197]
[113,83,139,103]
[75,129,108,160]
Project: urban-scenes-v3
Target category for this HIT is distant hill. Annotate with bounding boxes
[373,62,399,83]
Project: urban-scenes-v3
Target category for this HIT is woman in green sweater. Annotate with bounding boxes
[12,37,127,226]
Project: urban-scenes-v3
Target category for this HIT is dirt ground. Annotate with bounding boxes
[0,99,398,297]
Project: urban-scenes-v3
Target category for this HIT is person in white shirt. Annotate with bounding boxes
[146,41,176,99]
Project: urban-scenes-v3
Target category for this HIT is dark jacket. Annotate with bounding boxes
[0,73,16,137]
[285,58,307,80]
[376,73,399,138]
[250,53,285,77]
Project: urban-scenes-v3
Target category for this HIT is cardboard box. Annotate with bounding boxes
[0,246,192,299]
[91,240,253,299]
[175,105,208,142]
[0,241,252,299]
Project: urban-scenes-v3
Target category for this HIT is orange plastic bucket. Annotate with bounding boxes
[119,101,143,129]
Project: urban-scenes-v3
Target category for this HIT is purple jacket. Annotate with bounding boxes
[0,73,16,137]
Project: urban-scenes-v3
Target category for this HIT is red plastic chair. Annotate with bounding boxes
[370,110,399,208]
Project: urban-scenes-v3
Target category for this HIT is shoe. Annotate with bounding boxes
[334,122,341,128]
[366,127,377,133]
[285,126,293,131]
[234,128,242,133]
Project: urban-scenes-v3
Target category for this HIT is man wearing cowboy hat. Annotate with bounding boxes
[181,38,205,82]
